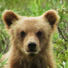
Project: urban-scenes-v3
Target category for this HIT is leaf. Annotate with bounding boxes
[0,53,2,59]
[64,61,68,68]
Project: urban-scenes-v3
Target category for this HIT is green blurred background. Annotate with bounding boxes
[0,0,68,68]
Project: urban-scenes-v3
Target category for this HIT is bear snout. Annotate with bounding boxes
[28,42,36,52]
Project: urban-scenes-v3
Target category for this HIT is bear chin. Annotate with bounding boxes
[26,52,38,57]
[29,53,36,57]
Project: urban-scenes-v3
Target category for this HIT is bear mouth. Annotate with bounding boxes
[25,51,38,57]
[28,49,37,52]
[29,53,36,56]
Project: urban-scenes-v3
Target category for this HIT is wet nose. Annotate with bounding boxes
[28,42,36,52]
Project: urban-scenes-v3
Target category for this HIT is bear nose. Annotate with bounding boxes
[28,43,36,52]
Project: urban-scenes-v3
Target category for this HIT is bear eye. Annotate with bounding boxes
[36,31,42,37]
[20,31,26,38]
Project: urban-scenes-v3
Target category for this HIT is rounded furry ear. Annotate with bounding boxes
[2,10,19,29]
[43,9,59,26]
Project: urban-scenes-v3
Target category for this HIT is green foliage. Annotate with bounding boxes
[0,0,68,68]
[0,23,9,53]
[0,53,8,68]
[54,39,68,65]
[57,61,68,68]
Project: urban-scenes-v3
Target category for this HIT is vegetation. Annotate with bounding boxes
[0,0,68,68]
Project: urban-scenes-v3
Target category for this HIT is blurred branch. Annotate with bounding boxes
[58,27,67,42]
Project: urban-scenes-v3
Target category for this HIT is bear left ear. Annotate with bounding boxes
[43,10,59,26]
[2,10,19,29]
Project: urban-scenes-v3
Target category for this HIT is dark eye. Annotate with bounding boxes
[36,31,42,37]
[20,31,26,38]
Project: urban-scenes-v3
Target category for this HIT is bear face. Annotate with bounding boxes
[2,10,59,56]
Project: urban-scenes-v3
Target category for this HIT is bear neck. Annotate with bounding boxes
[9,45,54,68]
[10,51,47,68]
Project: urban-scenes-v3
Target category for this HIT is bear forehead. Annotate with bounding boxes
[13,17,51,32]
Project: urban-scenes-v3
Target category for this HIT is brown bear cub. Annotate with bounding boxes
[2,9,59,68]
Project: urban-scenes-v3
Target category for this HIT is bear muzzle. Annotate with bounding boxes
[28,42,37,52]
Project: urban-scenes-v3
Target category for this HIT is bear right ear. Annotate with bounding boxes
[43,10,59,27]
[2,10,19,29]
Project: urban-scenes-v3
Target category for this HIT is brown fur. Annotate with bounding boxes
[2,9,59,68]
